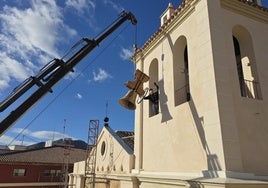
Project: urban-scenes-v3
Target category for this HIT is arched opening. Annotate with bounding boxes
[148,59,159,117]
[232,25,262,99]
[173,36,190,106]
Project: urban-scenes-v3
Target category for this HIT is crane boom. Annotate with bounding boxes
[0,11,137,136]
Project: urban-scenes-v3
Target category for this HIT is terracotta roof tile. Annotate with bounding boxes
[115,131,134,151]
[0,146,86,164]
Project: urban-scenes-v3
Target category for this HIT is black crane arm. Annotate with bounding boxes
[0,11,137,136]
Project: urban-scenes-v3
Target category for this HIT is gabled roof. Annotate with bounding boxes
[115,130,134,151]
[0,146,86,164]
[103,125,134,154]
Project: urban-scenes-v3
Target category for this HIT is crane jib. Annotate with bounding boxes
[0,11,137,136]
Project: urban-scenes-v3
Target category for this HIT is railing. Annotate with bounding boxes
[241,79,261,100]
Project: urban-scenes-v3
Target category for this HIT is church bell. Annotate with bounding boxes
[119,90,137,110]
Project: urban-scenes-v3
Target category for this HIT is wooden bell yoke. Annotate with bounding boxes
[125,69,149,95]
[119,69,149,110]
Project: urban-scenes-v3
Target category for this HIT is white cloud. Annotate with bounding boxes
[0,135,32,146]
[0,52,32,79]
[0,52,33,91]
[66,0,96,14]
[93,68,112,82]
[0,128,71,146]
[75,93,83,99]
[11,128,66,140]
[0,0,77,91]
[103,0,123,13]
[0,1,72,58]
[30,130,64,140]
[65,0,97,30]
[119,47,133,60]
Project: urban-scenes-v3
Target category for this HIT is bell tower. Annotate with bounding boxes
[160,3,175,26]
[132,0,268,187]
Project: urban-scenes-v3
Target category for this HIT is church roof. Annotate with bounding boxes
[103,125,134,154]
[115,130,134,151]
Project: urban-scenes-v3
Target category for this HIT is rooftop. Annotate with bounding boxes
[0,146,86,164]
[115,130,134,151]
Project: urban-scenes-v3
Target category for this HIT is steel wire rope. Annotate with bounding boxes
[7,22,133,146]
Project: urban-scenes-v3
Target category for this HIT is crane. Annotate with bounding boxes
[0,11,137,136]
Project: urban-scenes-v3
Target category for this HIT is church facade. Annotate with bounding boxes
[70,0,268,187]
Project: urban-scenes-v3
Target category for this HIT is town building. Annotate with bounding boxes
[0,139,87,188]
[71,0,268,187]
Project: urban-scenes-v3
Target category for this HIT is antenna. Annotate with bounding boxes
[52,128,55,142]
[21,135,24,146]
[104,100,109,126]
[63,119,66,140]
[62,118,71,188]
[105,100,108,117]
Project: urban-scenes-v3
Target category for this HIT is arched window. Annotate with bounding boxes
[173,36,190,106]
[148,59,159,116]
[232,25,262,99]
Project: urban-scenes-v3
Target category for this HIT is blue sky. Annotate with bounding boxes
[0,0,185,146]
[0,0,267,146]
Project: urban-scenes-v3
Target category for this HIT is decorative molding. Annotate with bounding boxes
[221,0,268,23]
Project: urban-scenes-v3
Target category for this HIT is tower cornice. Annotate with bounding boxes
[131,0,268,63]
[221,0,268,24]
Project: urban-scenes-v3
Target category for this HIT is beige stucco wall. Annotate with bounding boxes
[212,0,268,174]
[134,0,268,179]
[134,0,224,174]
[69,161,85,188]
[69,126,135,188]
[72,0,268,187]
[95,126,135,174]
